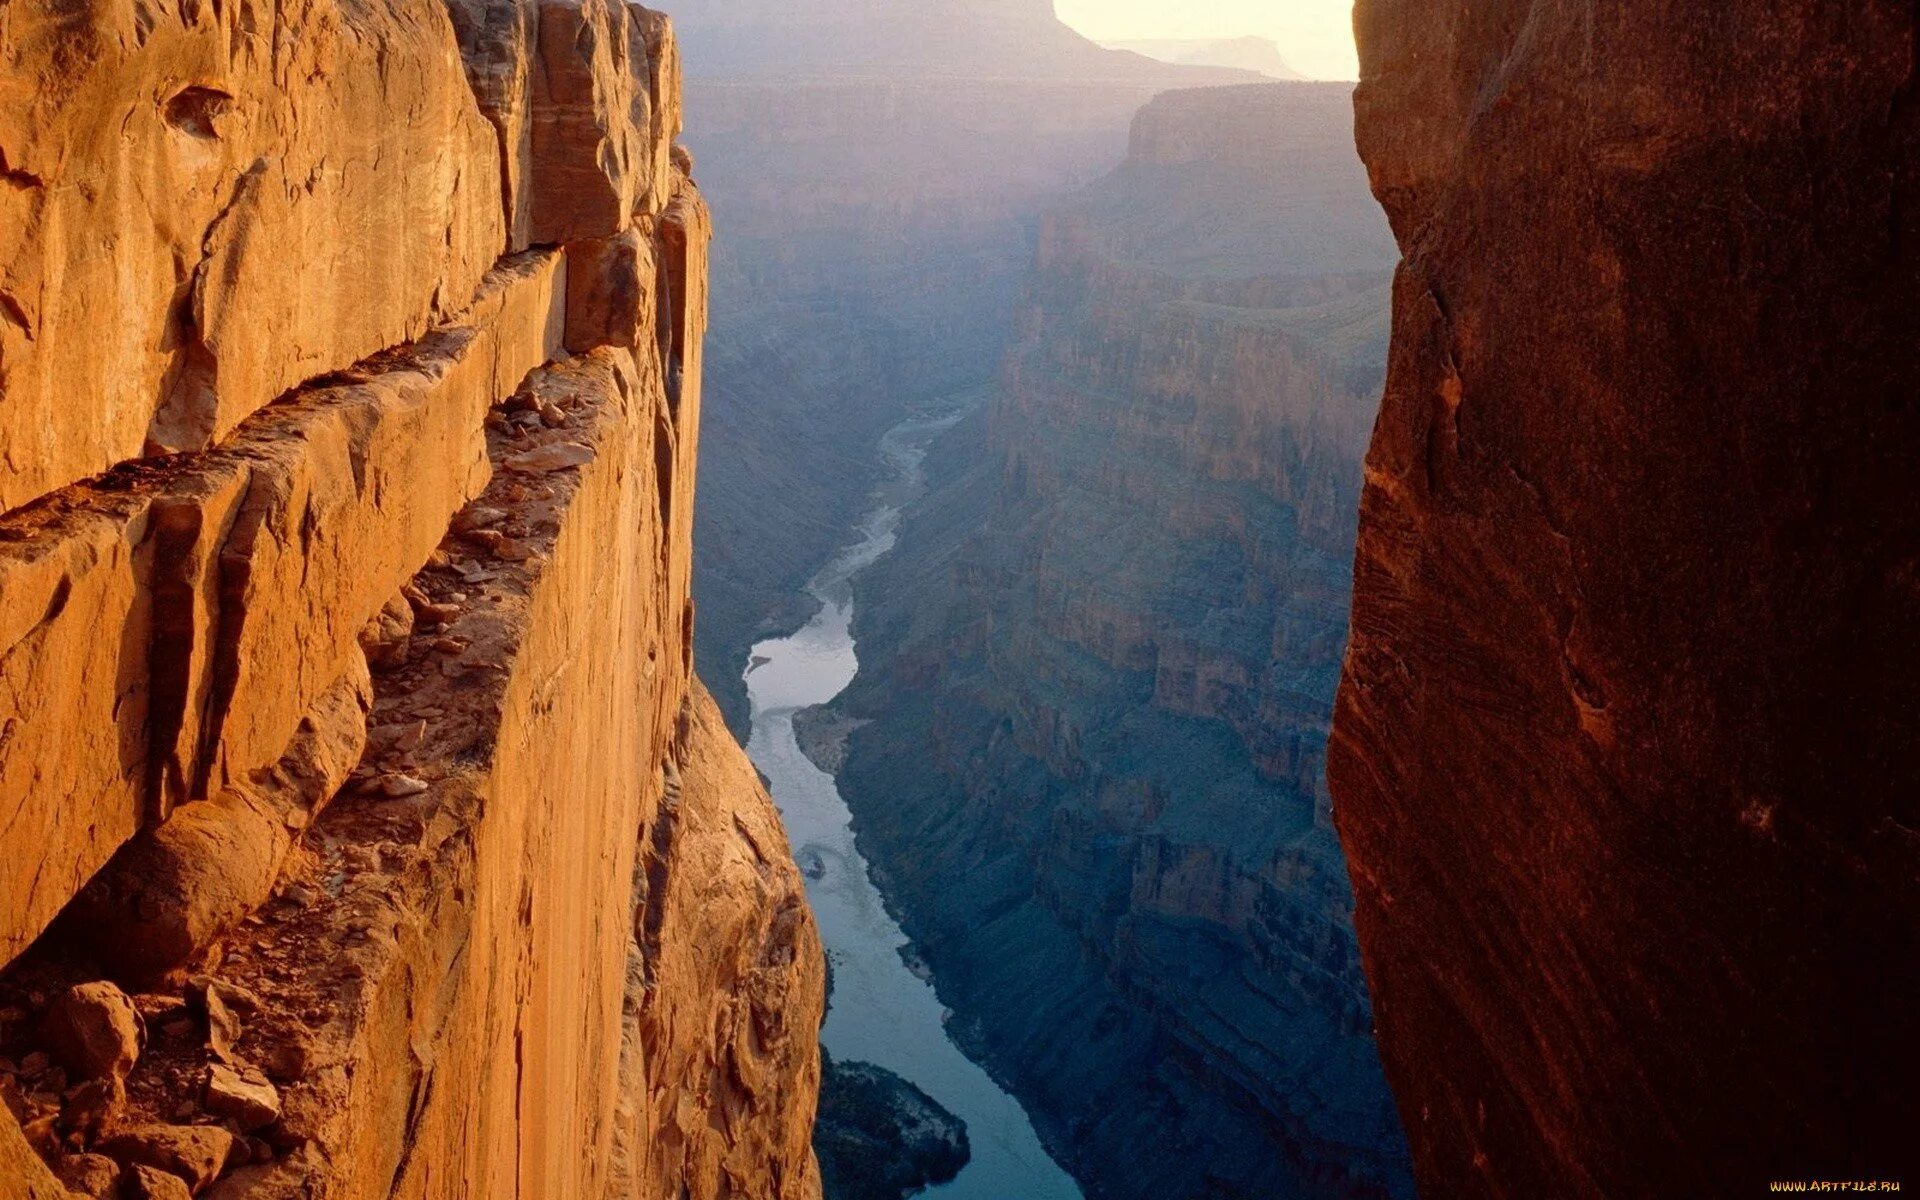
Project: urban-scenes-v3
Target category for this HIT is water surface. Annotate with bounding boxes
[744,409,1082,1200]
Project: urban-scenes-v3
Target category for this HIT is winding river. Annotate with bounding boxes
[743,409,1082,1200]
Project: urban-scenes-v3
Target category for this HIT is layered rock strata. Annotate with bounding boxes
[832,85,1409,1200]
[1333,2,1920,1196]
[687,74,1212,734]
[0,4,822,1197]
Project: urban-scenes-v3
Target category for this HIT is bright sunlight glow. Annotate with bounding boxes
[1053,0,1359,81]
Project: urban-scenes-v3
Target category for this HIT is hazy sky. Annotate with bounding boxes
[1054,0,1359,80]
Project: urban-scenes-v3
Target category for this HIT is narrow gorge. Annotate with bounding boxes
[9,1,1910,1198]
[673,3,1428,1195]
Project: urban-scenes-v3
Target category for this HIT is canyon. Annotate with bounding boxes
[0,3,821,1198]
[1332,0,1920,1196]
[676,0,1254,733]
[8,0,1908,1197]
[762,80,1407,1200]
[674,4,1429,1196]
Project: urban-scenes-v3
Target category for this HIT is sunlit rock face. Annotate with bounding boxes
[1332,1,1920,1196]
[0,6,822,1197]
[829,83,1413,1200]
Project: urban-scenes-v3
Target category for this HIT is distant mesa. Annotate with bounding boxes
[1103,36,1305,80]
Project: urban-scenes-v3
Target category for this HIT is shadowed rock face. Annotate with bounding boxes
[812,1052,969,1200]
[831,84,1411,1200]
[1333,2,1920,1197]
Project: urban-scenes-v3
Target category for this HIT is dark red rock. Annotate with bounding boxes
[1332,2,1920,1197]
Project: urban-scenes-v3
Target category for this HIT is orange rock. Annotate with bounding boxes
[0,1106,70,1198]
[99,1125,233,1194]
[125,1164,194,1200]
[199,348,813,1198]
[613,682,825,1200]
[41,983,141,1084]
[0,0,505,512]
[528,0,655,243]
[53,1152,121,1199]
[202,1066,280,1132]
[73,662,373,979]
[0,251,564,963]
[566,226,658,355]
[2,10,816,1197]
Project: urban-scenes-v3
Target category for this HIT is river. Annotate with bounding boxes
[742,408,1083,1200]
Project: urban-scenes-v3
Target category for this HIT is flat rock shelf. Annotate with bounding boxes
[743,408,1082,1200]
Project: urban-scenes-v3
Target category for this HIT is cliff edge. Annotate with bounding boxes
[1332,2,1920,1196]
[0,4,823,1197]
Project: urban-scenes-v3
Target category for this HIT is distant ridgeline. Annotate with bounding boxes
[675,0,1250,734]
[1104,37,1305,80]
[829,83,1415,1200]
[665,0,1261,81]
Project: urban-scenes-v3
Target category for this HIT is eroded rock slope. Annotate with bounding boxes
[1333,2,1920,1196]
[0,5,823,1197]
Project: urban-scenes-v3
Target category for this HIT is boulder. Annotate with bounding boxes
[41,984,141,1084]
[53,1152,121,1198]
[202,1067,280,1132]
[124,1164,194,1200]
[99,1125,234,1194]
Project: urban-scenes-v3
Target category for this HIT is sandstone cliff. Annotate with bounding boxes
[830,84,1409,1199]
[1333,2,1920,1196]
[0,5,823,1197]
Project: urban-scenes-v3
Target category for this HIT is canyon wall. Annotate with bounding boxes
[830,84,1410,1200]
[682,58,1233,734]
[1333,2,1920,1196]
[0,5,823,1198]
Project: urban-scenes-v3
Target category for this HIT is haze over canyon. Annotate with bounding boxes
[1,1,1914,1199]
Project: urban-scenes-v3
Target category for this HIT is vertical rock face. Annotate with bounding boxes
[1333,2,1920,1197]
[0,6,822,1198]
[832,84,1410,1200]
[0,0,504,506]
